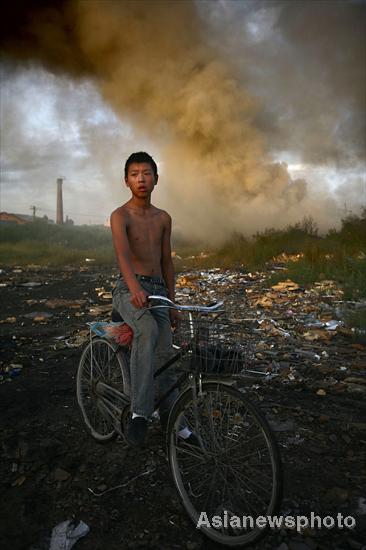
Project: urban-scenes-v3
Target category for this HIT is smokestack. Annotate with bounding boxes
[56,177,63,224]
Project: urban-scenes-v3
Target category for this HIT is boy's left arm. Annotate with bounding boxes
[161,213,181,327]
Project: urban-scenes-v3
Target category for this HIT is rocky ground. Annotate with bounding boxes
[0,264,365,550]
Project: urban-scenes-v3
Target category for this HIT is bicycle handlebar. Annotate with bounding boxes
[147,295,224,313]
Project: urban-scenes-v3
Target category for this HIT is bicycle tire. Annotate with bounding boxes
[167,382,282,547]
[76,337,129,442]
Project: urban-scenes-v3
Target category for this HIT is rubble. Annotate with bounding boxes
[0,264,365,549]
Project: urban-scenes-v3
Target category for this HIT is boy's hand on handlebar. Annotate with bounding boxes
[170,309,183,329]
[130,288,149,309]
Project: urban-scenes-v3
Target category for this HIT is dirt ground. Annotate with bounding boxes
[0,266,365,550]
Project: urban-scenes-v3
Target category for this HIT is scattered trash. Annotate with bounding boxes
[24,312,53,322]
[19,281,43,287]
[254,296,273,308]
[45,299,86,309]
[95,287,113,300]
[0,364,23,383]
[1,264,365,550]
[303,329,334,341]
[176,275,199,290]
[0,316,17,324]
[88,467,155,497]
[88,305,112,316]
[11,475,26,487]
[295,349,321,362]
[49,519,89,550]
[64,329,89,348]
[325,320,343,330]
[271,280,300,292]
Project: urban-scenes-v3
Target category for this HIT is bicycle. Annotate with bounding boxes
[76,296,282,547]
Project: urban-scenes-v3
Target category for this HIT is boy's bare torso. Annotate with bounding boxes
[116,203,168,277]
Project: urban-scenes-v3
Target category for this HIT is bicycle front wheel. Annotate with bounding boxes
[76,337,129,442]
[168,382,282,547]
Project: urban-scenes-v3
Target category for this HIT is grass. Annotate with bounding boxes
[269,256,366,299]
[0,222,115,266]
[0,241,115,266]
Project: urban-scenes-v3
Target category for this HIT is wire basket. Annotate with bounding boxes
[173,314,251,375]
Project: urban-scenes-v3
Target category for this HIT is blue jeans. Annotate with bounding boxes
[112,275,178,425]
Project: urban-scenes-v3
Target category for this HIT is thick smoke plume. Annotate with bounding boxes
[1,0,365,241]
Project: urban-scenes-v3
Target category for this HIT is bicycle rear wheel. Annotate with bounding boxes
[168,382,282,547]
[76,337,129,442]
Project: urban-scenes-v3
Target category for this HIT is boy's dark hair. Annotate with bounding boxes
[124,152,158,179]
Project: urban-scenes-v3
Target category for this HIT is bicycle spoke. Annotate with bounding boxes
[77,339,127,442]
[169,381,282,547]
[226,464,273,505]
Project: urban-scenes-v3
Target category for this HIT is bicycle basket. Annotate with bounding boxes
[173,315,250,375]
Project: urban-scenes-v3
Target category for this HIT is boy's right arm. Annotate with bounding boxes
[110,209,148,308]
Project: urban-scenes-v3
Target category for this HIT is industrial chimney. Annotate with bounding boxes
[56,177,63,224]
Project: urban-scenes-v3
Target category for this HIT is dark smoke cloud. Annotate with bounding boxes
[205,0,366,166]
[1,0,365,239]
[1,0,88,75]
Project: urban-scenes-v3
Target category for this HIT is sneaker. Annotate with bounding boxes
[126,416,148,447]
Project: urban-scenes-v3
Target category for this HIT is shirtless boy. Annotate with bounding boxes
[110,152,190,446]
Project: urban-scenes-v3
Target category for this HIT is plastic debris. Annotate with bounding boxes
[0,364,24,383]
[325,320,342,330]
[49,519,89,550]
[89,321,133,346]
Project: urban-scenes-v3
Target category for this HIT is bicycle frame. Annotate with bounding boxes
[89,295,256,437]
[78,294,283,547]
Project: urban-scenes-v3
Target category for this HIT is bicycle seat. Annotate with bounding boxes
[111,308,124,322]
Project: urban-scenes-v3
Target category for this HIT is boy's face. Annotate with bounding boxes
[125,162,157,198]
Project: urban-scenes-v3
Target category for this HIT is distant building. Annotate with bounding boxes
[0,212,28,225]
[0,212,54,225]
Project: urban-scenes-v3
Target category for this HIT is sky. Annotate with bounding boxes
[0,0,365,240]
